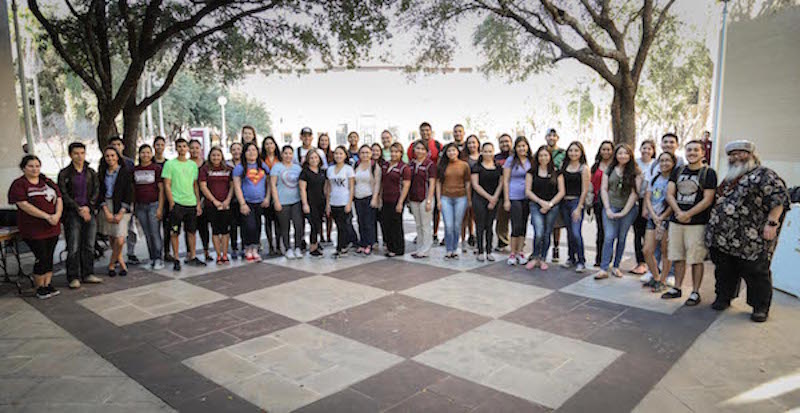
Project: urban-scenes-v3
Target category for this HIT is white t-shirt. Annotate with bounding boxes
[326,164,354,207]
[354,165,375,199]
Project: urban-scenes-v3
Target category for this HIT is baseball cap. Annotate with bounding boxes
[300,127,312,135]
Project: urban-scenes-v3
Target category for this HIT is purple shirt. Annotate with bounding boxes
[503,156,531,201]
[72,168,89,207]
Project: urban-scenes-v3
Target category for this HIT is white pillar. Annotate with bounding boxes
[0,1,25,204]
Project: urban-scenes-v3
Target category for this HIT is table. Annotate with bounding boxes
[0,227,33,294]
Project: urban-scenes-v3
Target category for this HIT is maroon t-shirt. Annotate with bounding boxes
[133,164,162,204]
[408,158,435,202]
[381,161,411,204]
[199,164,232,207]
[8,176,62,240]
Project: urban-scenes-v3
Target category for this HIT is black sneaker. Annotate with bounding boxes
[127,255,141,265]
[36,286,52,300]
[310,249,324,258]
[552,248,560,263]
[187,257,207,267]
[711,299,730,311]
[685,292,701,306]
[751,310,768,323]
[173,260,182,271]
[467,235,475,247]
[433,235,439,244]
[164,254,176,263]
[661,288,682,300]
[46,285,60,297]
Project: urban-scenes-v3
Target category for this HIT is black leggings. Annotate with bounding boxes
[25,237,58,275]
[593,201,605,266]
[230,201,241,251]
[473,196,496,254]
[382,202,405,255]
[308,202,324,246]
[277,202,303,251]
[263,205,278,251]
[331,206,357,252]
[242,203,263,248]
[509,199,529,237]
[633,200,646,263]
[196,206,210,251]
[163,203,172,256]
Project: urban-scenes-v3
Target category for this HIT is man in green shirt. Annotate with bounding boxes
[162,138,204,271]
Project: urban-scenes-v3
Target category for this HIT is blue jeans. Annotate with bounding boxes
[135,202,163,262]
[441,196,468,253]
[601,206,637,270]
[354,197,377,247]
[559,198,585,265]
[530,204,559,260]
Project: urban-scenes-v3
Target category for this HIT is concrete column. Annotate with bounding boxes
[0,1,25,205]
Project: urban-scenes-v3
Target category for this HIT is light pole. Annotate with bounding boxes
[711,0,731,169]
[11,0,33,154]
[217,95,228,148]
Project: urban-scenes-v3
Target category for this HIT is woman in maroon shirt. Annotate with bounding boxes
[8,155,63,299]
[133,144,165,270]
[379,142,411,257]
[199,147,234,264]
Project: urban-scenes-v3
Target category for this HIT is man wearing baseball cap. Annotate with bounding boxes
[295,127,328,169]
[705,139,790,322]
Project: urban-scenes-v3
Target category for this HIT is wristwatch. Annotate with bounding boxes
[767,220,779,227]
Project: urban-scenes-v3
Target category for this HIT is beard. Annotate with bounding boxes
[725,158,757,182]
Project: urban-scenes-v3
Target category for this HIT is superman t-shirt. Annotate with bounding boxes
[233,162,269,204]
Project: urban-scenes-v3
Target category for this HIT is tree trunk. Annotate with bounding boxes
[610,79,637,146]
[96,109,118,151]
[122,85,142,159]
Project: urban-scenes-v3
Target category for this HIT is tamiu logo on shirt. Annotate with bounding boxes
[29,184,57,203]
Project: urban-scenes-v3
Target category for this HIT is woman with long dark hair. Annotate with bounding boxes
[133,144,165,270]
[590,140,614,267]
[380,142,411,257]
[437,143,472,259]
[189,139,211,261]
[559,141,591,272]
[260,136,280,256]
[631,139,656,275]
[318,133,335,244]
[241,125,258,146]
[326,146,359,257]
[271,145,304,259]
[470,142,502,262]
[98,146,134,277]
[299,150,327,257]
[595,144,642,280]
[8,155,63,299]
[408,140,436,259]
[228,142,244,259]
[200,146,234,264]
[460,134,480,252]
[524,145,565,270]
[502,136,533,265]
[353,145,381,255]
[233,142,270,262]
[642,151,676,292]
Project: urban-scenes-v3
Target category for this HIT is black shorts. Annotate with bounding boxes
[510,199,530,237]
[170,204,198,234]
[24,236,58,275]
[204,207,231,235]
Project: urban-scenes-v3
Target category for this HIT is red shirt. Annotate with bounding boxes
[133,164,162,204]
[407,139,442,164]
[8,176,62,240]
[591,166,604,198]
[199,164,232,207]
[381,161,411,204]
[408,158,435,202]
[703,139,713,164]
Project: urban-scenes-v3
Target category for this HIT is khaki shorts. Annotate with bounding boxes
[667,223,707,264]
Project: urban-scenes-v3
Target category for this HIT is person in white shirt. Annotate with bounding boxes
[326,146,358,257]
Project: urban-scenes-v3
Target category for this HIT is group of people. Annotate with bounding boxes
[9,123,789,322]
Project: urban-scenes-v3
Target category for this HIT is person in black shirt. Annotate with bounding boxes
[471,142,503,262]
[299,151,327,257]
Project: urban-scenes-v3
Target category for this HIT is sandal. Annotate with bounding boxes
[363,247,371,255]
[594,271,609,280]
[108,268,117,277]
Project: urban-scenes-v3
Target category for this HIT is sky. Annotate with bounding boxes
[231,1,724,150]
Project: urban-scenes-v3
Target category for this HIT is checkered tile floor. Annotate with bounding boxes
[24,243,721,412]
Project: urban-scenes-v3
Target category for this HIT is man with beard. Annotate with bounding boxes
[453,124,466,154]
[706,140,789,322]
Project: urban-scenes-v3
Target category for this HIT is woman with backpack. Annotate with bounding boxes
[233,142,271,262]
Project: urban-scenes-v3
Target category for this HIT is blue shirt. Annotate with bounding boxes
[104,168,119,199]
[233,162,270,203]
[503,156,531,201]
[270,162,302,205]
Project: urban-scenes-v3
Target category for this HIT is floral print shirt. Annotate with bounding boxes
[705,166,790,261]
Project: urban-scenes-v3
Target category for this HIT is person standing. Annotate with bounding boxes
[408,141,436,259]
[98,146,134,277]
[296,127,329,168]
[346,132,361,166]
[452,124,466,154]
[494,134,512,252]
[234,143,270,262]
[460,134,480,252]
[661,140,717,306]
[545,129,566,263]
[590,141,614,267]
[471,142,503,262]
[300,151,327,258]
[381,130,407,163]
[228,142,244,259]
[353,145,381,255]
[260,136,281,256]
[241,125,258,146]
[133,144,165,270]
[58,143,103,289]
[108,136,139,265]
[407,123,443,243]
[706,140,789,322]
[271,146,304,259]
[162,138,205,271]
[9,155,63,299]
[189,139,211,261]
[632,139,656,275]
[525,145,565,270]
[558,142,591,272]
[317,133,336,245]
[437,143,471,259]
[200,147,234,264]
[153,136,173,262]
[594,144,642,280]
[326,147,358,257]
[642,152,677,293]
[381,142,412,257]
[701,130,713,165]
[502,136,533,266]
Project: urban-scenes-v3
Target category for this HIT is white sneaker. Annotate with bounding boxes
[507,255,517,265]
[293,248,303,259]
[639,272,653,283]
[517,255,528,265]
[285,249,296,259]
[666,275,676,287]
[152,260,165,270]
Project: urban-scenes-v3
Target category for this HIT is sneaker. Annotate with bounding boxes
[285,249,296,259]
[293,248,303,259]
[310,249,324,258]
[164,254,176,263]
[751,310,768,323]
[495,243,508,253]
[552,248,560,263]
[467,235,475,247]
[230,250,240,260]
[651,281,666,293]
[642,279,657,288]
[152,260,165,270]
[119,269,128,277]
[685,292,701,306]
[639,272,654,283]
[46,285,60,297]
[173,260,181,271]
[560,260,574,269]
[486,253,495,262]
[711,299,730,311]
[517,255,529,265]
[84,275,103,284]
[665,275,676,287]
[69,279,81,289]
[127,255,141,265]
[661,288,682,300]
[439,239,446,246]
[575,263,586,273]
[507,254,516,265]
[477,254,485,262]
[36,286,52,300]
[187,257,207,267]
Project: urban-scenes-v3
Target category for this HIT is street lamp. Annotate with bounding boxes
[217,95,228,148]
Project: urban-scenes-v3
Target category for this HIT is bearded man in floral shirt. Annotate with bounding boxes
[706,140,790,322]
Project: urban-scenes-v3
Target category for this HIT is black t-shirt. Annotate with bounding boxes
[299,167,326,206]
[529,170,559,201]
[669,166,718,225]
[471,162,502,200]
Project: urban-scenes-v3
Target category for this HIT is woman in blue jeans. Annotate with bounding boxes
[558,142,591,273]
[133,144,165,270]
[595,143,643,280]
[524,146,565,270]
[436,143,471,259]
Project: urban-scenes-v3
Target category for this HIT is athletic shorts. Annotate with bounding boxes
[204,207,231,235]
[170,204,198,234]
